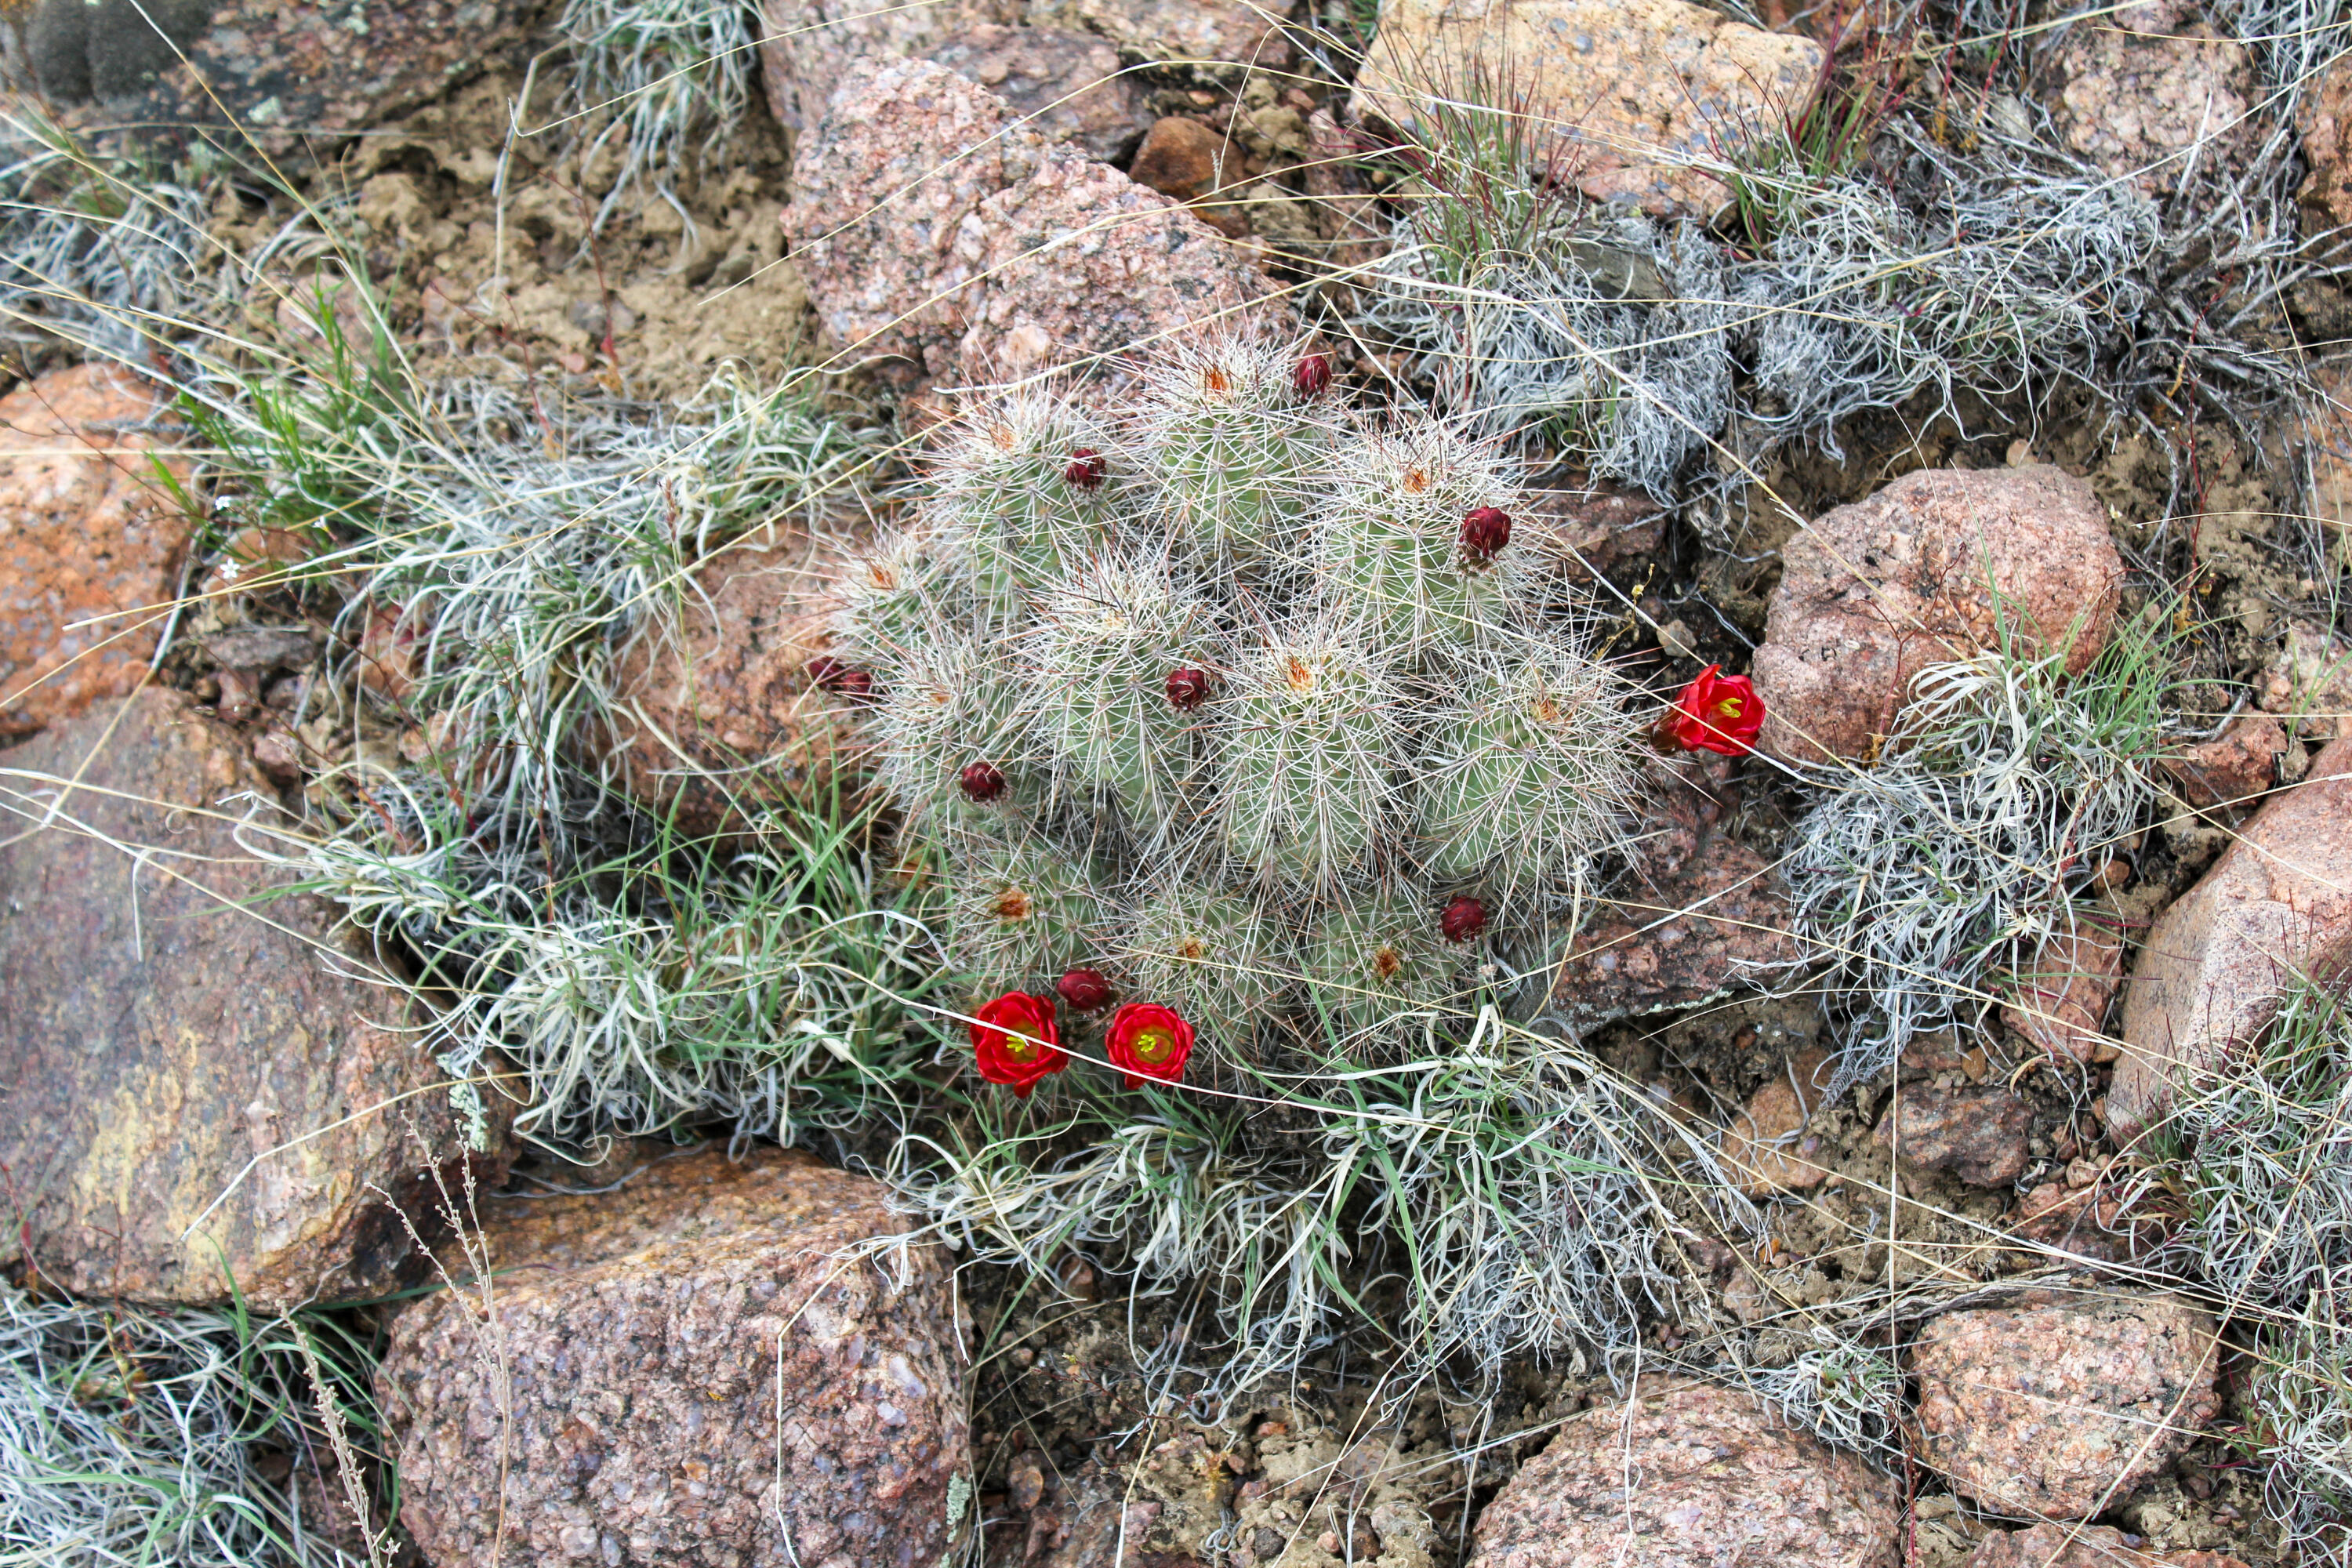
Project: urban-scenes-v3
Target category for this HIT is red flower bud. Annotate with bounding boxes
[1294,351,1333,397]
[806,655,874,700]
[1105,1001,1196,1088]
[1055,967,1116,1011]
[1460,506,1512,566]
[960,760,1007,800]
[1065,448,1107,489]
[971,991,1066,1097]
[1665,665,1764,757]
[1164,667,1212,710]
[1439,895,1487,942]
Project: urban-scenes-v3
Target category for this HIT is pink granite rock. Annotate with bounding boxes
[2046,2,2255,194]
[2004,924,2125,1063]
[1912,1292,2219,1519]
[1351,0,1823,220]
[609,525,862,836]
[378,1146,967,1568]
[783,57,1281,391]
[1753,466,2122,764]
[2111,735,2352,1140]
[1465,1377,1901,1568]
[2162,711,2294,806]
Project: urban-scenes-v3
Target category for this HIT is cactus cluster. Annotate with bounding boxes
[829,332,1646,1065]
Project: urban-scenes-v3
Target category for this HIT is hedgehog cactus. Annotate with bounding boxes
[833,331,1646,1066]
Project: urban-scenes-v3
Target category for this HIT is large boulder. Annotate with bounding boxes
[1350,0,1823,220]
[757,0,1146,160]
[1752,466,2123,764]
[0,364,193,739]
[0,688,506,1305]
[784,57,1280,390]
[377,1145,967,1568]
[2111,735,2352,1140]
[9,0,535,154]
[610,526,861,835]
[1465,1377,1901,1568]
[2045,0,2255,194]
[1912,1293,2219,1519]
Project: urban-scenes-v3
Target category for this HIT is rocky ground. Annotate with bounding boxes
[2,0,2351,1563]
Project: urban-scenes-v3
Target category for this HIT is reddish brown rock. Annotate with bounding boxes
[17,0,534,154]
[610,527,862,835]
[1965,1520,2249,1568]
[2299,53,2352,228]
[1130,114,1234,202]
[1722,1048,1837,1198]
[1753,466,2123,764]
[2111,735,2352,1140]
[2013,1170,2169,1265]
[757,0,1145,159]
[377,1145,967,1568]
[2003,924,2125,1063]
[1352,0,1823,220]
[928,25,1148,162]
[1549,762,1802,1025]
[1912,1293,2219,1519]
[784,58,1282,391]
[2045,2,2255,194]
[1465,1377,1901,1568]
[2162,711,2293,806]
[1522,481,1668,584]
[1872,1082,2031,1187]
[0,688,506,1305]
[2257,619,2352,742]
[0,364,192,738]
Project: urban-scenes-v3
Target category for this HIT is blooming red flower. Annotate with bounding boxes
[1065,448,1107,489]
[1459,506,1512,566]
[1105,1002,1195,1088]
[971,991,1066,1098]
[1164,667,1211,710]
[960,760,1008,800]
[1666,665,1764,756]
[1294,352,1333,397]
[1439,895,1487,942]
[1055,967,1116,1011]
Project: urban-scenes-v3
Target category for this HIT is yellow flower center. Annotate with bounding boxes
[1715,697,1744,719]
[1129,1025,1178,1065]
[1002,1030,1040,1062]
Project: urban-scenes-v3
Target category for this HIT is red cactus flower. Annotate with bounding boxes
[1667,665,1764,757]
[1460,506,1512,566]
[1105,1001,1195,1088]
[1439,895,1487,942]
[971,991,1066,1097]
[1065,448,1107,489]
[1164,667,1212,710]
[1294,351,1333,397]
[960,760,1008,801]
[1055,967,1116,1011]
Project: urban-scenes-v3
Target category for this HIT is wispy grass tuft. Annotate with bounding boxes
[1785,607,2179,1086]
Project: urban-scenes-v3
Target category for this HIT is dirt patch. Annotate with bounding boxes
[201,67,817,405]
